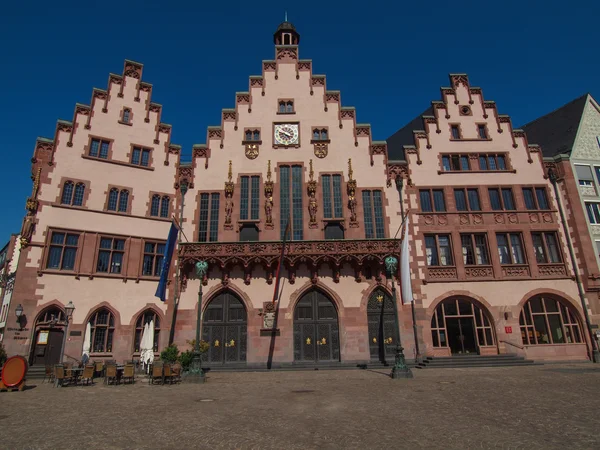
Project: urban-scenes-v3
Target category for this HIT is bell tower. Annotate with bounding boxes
[273,13,300,45]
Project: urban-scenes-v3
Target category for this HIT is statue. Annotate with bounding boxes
[224,195,233,226]
[348,194,357,223]
[308,192,318,224]
[265,194,273,226]
[20,211,35,247]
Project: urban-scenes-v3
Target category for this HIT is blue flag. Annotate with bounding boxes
[155,221,178,302]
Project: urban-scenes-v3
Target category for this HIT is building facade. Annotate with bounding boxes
[0,235,21,343]
[2,23,597,366]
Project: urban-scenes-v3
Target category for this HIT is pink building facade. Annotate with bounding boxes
[3,22,597,367]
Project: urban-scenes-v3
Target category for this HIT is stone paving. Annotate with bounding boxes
[1,364,599,449]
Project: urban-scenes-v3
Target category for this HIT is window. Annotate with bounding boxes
[522,187,550,210]
[324,223,344,240]
[150,194,170,218]
[312,128,328,141]
[322,174,343,219]
[454,188,480,211]
[142,242,165,277]
[585,202,600,224]
[240,176,260,221]
[520,296,583,345]
[419,189,446,212]
[131,147,150,167]
[431,298,495,348]
[441,154,470,171]
[362,190,385,239]
[478,124,488,139]
[107,188,129,213]
[531,232,561,264]
[450,125,461,139]
[239,224,259,241]
[496,233,525,264]
[576,165,594,187]
[198,193,220,242]
[60,181,85,206]
[425,234,453,266]
[122,108,131,124]
[46,231,79,270]
[479,154,507,171]
[96,237,125,273]
[461,234,489,265]
[594,167,600,185]
[134,310,160,352]
[280,165,303,240]
[244,129,261,141]
[89,309,115,353]
[89,138,109,159]
[278,100,294,113]
[488,188,515,210]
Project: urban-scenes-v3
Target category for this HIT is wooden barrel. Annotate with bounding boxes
[1,355,28,388]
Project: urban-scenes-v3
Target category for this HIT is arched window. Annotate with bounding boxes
[134,309,161,352]
[245,130,252,141]
[118,190,129,212]
[108,188,119,211]
[61,181,74,204]
[286,101,294,113]
[313,129,320,140]
[253,130,260,141]
[279,101,286,113]
[150,194,160,216]
[520,295,583,345]
[123,108,131,123]
[283,34,291,45]
[37,307,65,325]
[160,196,170,218]
[73,183,85,206]
[89,308,115,353]
[321,128,328,140]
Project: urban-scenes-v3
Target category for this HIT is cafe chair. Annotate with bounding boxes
[80,364,95,386]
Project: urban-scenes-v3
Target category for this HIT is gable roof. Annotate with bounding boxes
[520,94,588,158]
[386,107,433,161]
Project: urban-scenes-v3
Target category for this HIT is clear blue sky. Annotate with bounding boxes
[0,0,598,241]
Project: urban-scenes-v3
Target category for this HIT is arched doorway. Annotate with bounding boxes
[294,289,340,363]
[519,295,584,345]
[431,297,495,355]
[367,289,398,363]
[30,307,65,366]
[201,291,247,365]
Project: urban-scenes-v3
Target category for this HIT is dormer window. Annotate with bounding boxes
[123,108,131,124]
[278,100,294,114]
[312,128,329,141]
[244,129,261,142]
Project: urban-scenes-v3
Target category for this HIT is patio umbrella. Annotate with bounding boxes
[146,320,155,368]
[82,322,91,365]
[139,323,150,371]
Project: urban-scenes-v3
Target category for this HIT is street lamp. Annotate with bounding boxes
[15,304,24,327]
[187,260,207,383]
[384,256,413,379]
[59,301,75,365]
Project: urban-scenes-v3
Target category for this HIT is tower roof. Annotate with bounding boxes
[273,19,300,45]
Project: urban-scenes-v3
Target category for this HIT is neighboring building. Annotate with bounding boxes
[521,93,600,348]
[2,23,597,366]
[386,76,594,361]
[0,235,22,343]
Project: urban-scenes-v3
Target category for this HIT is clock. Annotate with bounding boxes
[274,124,299,146]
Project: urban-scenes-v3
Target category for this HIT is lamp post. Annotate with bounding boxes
[187,260,208,382]
[384,256,413,379]
[58,301,75,364]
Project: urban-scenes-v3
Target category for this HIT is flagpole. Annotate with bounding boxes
[169,180,188,345]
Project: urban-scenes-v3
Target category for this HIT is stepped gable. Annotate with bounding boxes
[385,73,542,186]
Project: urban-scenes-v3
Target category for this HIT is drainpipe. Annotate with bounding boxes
[395,176,421,362]
[549,168,599,363]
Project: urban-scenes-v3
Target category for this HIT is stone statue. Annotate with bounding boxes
[308,193,318,224]
[20,211,35,247]
[348,195,357,223]
[224,196,233,226]
[265,195,273,226]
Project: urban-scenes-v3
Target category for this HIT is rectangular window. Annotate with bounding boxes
[496,233,525,264]
[142,242,165,277]
[442,156,451,172]
[96,237,125,274]
[131,147,150,167]
[198,193,220,242]
[594,166,600,185]
[478,124,488,139]
[488,188,515,210]
[478,154,507,171]
[425,234,453,266]
[523,187,550,210]
[461,234,489,265]
[576,165,594,186]
[532,232,562,264]
[89,138,110,159]
[419,189,445,212]
[585,202,600,224]
[451,125,460,139]
[280,165,303,240]
[454,189,467,211]
[46,232,79,270]
[362,190,385,239]
[312,128,328,141]
[454,188,480,211]
[321,174,343,219]
[244,129,261,141]
[240,176,260,221]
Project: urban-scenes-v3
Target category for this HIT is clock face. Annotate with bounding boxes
[274,124,299,146]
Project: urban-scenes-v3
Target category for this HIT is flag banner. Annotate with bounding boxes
[271,217,291,304]
[155,221,178,302]
[400,213,414,304]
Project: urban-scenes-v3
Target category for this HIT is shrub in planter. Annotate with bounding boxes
[160,344,179,364]
[0,342,6,366]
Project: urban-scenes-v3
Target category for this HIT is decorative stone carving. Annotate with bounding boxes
[507,213,518,224]
[224,160,234,230]
[314,143,328,158]
[494,214,505,224]
[263,62,277,70]
[245,144,259,160]
[465,267,493,278]
[340,109,355,119]
[578,185,597,196]
[459,214,470,225]
[472,214,483,225]
[423,215,434,225]
[529,213,540,223]
[356,127,370,137]
[325,92,340,102]
[20,211,35,248]
[428,267,458,280]
[437,215,448,225]
[124,61,142,79]
[538,264,566,277]
[542,213,553,223]
[264,160,274,230]
[312,77,325,86]
[250,77,263,87]
[501,265,530,278]
[298,61,311,71]
[307,159,318,228]
[347,159,358,227]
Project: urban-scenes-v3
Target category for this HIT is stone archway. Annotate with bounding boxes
[293,289,340,363]
[201,291,247,365]
[367,288,398,363]
[30,306,66,366]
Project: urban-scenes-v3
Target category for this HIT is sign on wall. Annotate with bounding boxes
[505,326,513,334]
[37,330,49,345]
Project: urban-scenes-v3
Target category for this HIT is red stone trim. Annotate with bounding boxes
[81,155,155,172]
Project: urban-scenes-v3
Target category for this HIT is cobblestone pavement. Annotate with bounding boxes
[1,364,599,450]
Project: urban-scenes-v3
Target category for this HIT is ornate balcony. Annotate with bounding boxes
[179,238,402,285]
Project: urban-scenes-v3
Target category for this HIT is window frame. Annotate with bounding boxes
[425,234,454,267]
[95,236,126,274]
[460,233,490,266]
[106,186,131,214]
[575,164,594,187]
[488,187,516,211]
[60,180,86,207]
[279,165,304,240]
[198,192,220,242]
[88,308,115,354]
[419,189,446,212]
[450,124,461,140]
[239,175,261,222]
[243,128,262,143]
[87,137,111,160]
[311,127,330,142]
[141,241,166,278]
[496,232,526,265]
[130,146,152,168]
[477,124,488,139]
[321,174,344,220]
[453,188,481,212]
[121,108,131,124]
[277,99,295,114]
[531,231,562,264]
[519,296,583,346]
[133,310,161,353]
[45,230,80,271]
[585,201,600,224]
[522,187,550,211]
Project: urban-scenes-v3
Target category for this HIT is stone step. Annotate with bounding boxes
[416,361,537,369]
